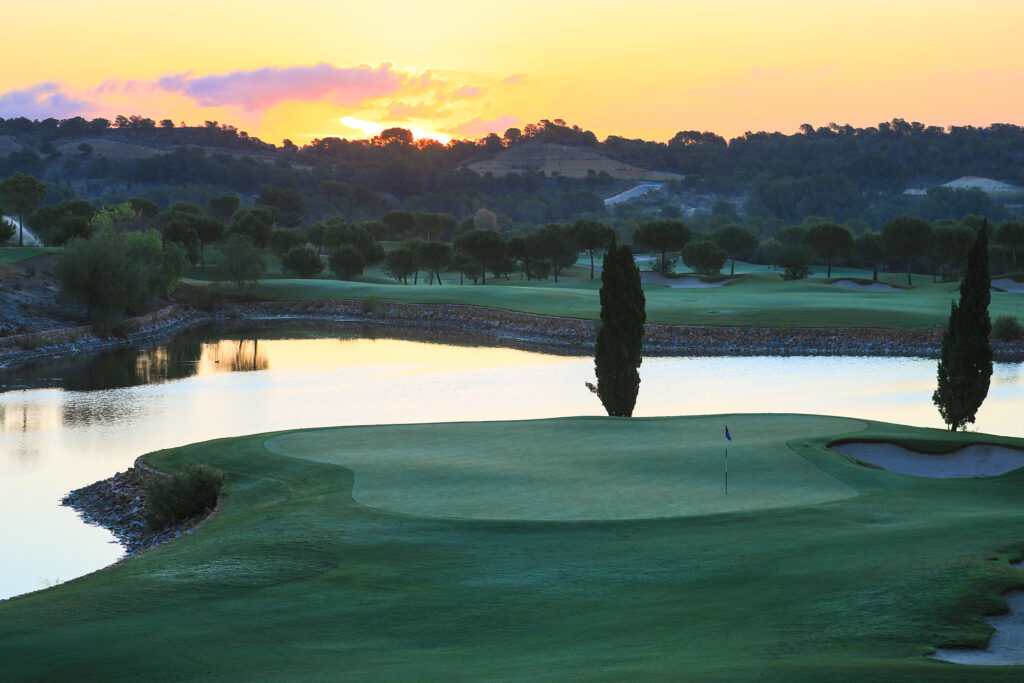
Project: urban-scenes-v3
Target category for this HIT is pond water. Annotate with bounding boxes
[2,326,1024,600]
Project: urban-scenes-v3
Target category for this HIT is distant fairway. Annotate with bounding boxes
[266,415,859,519]
[5,415,1024,681]
[191,267,1024,330]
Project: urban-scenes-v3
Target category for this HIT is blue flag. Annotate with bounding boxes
[725,426,732,441]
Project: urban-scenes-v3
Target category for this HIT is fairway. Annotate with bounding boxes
[204,269,1024,330]
[5,415,1024,681]
[266,415,858,519]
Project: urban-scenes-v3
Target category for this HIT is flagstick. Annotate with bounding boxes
[725,444,728,495]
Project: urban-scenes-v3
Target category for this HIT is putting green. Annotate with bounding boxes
[266,414,860,520]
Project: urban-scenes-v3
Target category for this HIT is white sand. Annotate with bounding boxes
[930,562,1024,665]
[830,442,1024,478]
[992,278,1024,293]
[831,279,899,292]
[641,272,737,288]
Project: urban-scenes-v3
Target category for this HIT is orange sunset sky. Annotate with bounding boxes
[4,0,1023,145]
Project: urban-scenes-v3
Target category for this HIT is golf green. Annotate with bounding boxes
[3,414,1024,681]
[265,415,858,519]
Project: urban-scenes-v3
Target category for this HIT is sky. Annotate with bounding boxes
[2,0,1023,145]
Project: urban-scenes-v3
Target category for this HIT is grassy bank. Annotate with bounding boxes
[0,246,59,264]
[3,414,1024,680]
[188,266,1024,329]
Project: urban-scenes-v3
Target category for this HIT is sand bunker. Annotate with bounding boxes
[641,273,737,288]
[930,562,1024,666]
[830,442,1024,478]
[992,278,1024,293]
[831,279,899,292]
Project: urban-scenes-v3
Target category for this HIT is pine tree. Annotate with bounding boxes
[932,220,992,430]
[590,240,646,417]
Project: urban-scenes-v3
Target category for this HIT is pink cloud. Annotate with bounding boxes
[0,82,97,119]
[449,115,521,137]
[502,74,526,85]
[749,67,784,79]
[156,62,404,111]
[451,85,483,99]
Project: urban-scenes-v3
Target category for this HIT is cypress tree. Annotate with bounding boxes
[591,240,646,417]
[932,220,992,430]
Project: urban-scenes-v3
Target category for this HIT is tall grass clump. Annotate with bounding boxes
[144,463,225,529]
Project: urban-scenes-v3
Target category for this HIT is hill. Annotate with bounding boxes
[466,141,683,181]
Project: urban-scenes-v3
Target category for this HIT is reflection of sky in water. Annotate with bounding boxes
[2,335,1024,600]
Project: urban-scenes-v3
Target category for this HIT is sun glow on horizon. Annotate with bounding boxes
[2,1,1023,145]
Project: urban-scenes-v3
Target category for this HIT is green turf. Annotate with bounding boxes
[0,246,60,264]
[188,268,1024,329]
[4,414,1024,680]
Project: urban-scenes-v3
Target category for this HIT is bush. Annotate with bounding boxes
[681,240,728,276]
[281,245,324,278]
[144,463,225,530]
[992,315,1024,342]
[360,295,379,315]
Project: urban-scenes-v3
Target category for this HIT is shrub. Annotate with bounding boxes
[992,315,1024,342]
[360,295,379,315]
[144,463,225,530]
[281,245,324,278]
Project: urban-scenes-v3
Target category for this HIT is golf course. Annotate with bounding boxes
[4,414,1024,680]
[189,263,1024,330]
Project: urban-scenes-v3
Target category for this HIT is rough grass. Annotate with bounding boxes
[3,414,1024,681]
[186,267,1024,330]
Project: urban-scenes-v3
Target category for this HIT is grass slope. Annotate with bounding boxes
[3,415,1024,680]
[192,267,1024,330]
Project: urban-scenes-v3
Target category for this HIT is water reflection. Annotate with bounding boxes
[2,328,1024,600]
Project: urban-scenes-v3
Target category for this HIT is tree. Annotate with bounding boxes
[0,172,47,246]
[268,228,307,256]
[418,240,452,285]
[473,208,498,231]
[56,228,186,324]
[570,219,616,278]
[531,223,577,283]
[256,186,305,227]
[712,225,758,276]
[882,215,934,285]
[193,215,225,263]
[852,232,885,281]
[0,217,15,242]
[933,221,992,430]
[384,245,417,283]
[454,229,507,285]
[681,240,728,277]
[451,250,481,284]
[207,194,240,223]
[218,234,266,288]
[994,221,1024,269]
[228,207,275,248]
[160,209,203,264]
[590,239,645,417]
[280,245,324,278]
[932,223,975,278]
[633,219,690,274]
[328,245,365,280]
[802,223,853,278]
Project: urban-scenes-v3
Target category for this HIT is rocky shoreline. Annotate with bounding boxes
[3,298,1024,370]
[60,457,216,557]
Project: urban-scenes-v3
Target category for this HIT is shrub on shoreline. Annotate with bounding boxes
[144,463,225,530]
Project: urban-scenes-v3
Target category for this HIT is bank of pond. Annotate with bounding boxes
[3,327,1024,679]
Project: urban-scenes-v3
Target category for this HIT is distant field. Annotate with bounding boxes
[189,263,1024,330]
[4,414,1024,680]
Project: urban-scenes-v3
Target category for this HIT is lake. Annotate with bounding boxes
[2,325,1023,599]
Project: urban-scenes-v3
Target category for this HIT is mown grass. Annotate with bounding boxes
[187,265,1024,330]
[0,246,60,264]
[3,414,1024,681]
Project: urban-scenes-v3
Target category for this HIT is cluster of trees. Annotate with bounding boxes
[4,114,1022,237]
